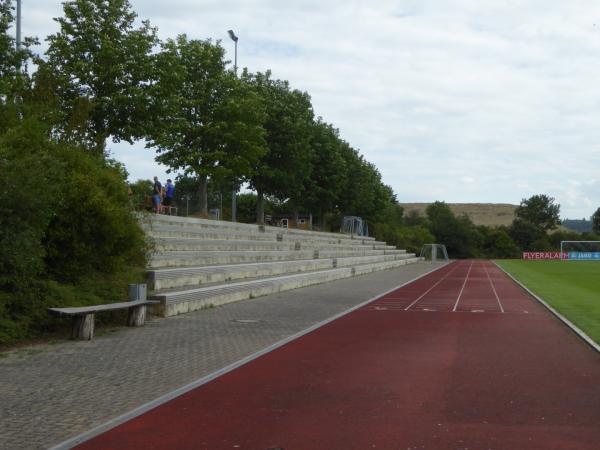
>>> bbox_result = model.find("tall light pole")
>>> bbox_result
[228,29,238,74]
[228,29,239,222]
[16,0,22,50]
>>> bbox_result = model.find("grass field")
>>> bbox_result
[496,260,600,344]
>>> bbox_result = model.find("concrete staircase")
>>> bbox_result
[143,215,421,317]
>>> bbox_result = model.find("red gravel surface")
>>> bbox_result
[78,260,600,450]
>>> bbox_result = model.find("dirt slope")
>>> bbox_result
[400,203,517,227]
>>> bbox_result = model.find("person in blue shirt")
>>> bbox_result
[164,179,175,207]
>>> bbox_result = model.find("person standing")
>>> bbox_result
[153,176,162,213]
[164,179,175,209]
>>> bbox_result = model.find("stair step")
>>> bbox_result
[151,257,421,317]
[151,237,391,252]
[144,214,376,242]
[149,248,407,268]
[147,253,416,290]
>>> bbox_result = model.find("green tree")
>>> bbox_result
[404,209,427,227]
[0,0,38,131]
[45,0,158,153]
[592,207,600,234]
[515,194,561,232]
[0,119,147,343]
[509,218,544,250]
[425,202,481,258]
[129,179,153,210]
[245,71,314,224]
[479,227,520,258]
[148,37,267,216]
[301,119,346,227]
[337,144,394,223]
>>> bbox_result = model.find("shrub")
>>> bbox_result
[0,120,148,344]
[372,223,435,255]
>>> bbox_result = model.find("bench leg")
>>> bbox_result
[72,314,94,340]
[127,305,147,327]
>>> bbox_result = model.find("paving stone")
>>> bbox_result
[0,262,443,450]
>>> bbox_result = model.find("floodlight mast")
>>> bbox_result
[228,29,239,222]
[228,29,238,75]
[16,0,22,50]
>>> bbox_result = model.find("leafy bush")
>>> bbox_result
[0,120,148,344]
[372,223,435,255]
[479,227,521,258]
[129,179,153,210]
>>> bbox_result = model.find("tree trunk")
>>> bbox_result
[256,189,265,224]
[293,208,299,228]
[198,174,208,217]
[319,207,326,230]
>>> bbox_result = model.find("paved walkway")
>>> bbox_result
[0,262,443,450]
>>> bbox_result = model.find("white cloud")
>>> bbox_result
[17,0,600,218]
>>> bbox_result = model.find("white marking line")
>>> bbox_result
[483,263,505,313]
[404,262,461,311]
[452,260,474,312]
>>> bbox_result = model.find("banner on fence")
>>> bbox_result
[567,252,600,260]
[522,251,600,260]
[522,252,566,260]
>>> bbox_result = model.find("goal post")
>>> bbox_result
[560,241,600,261]
[420,244,449,262]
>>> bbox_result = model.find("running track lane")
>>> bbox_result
[77,260,600,450]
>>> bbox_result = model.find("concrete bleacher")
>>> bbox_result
[143,214,421,317]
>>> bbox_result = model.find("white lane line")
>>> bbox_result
[484,263,504,313]
[404,262,461,311]
[452,260,474,312]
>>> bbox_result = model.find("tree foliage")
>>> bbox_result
[0,0,38,131]
[0,120,147,344]
[245,71,314,222]
[592,207,600,234]
[147,37,267,216]
[45,0,158,152]
[300,119,346,226]
[425,202,482,258]
[515,194,561,232]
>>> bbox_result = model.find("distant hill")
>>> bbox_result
[399,203,517,227]
[561,219,592,233]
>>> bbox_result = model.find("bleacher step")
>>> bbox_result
[149,248,407,268]
[147,253,416,290]
[151,257,420,317]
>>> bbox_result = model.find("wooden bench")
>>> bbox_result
[48,300,159,340]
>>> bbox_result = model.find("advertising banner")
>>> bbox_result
[522,252,566,260]
[567,252,600,260]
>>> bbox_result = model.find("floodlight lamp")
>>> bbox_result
[228,30,238,42]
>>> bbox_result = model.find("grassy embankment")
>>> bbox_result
[496,260,600,344]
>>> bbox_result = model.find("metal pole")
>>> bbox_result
[16,0,22,50]
[228,31,239,222]
[234,39,237,75]
[231,186,237,222]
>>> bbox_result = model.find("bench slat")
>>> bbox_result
[48,300,160,316]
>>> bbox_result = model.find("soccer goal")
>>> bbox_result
[560,241,600,260]
[420,244,449,262]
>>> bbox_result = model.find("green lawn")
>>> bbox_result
[495,260,600,344]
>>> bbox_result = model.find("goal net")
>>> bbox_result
[420,244,449,262]
[560,241,600,260]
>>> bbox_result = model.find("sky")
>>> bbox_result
[15,0,600,219]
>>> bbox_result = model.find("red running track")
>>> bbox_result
[77,260,600,450]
